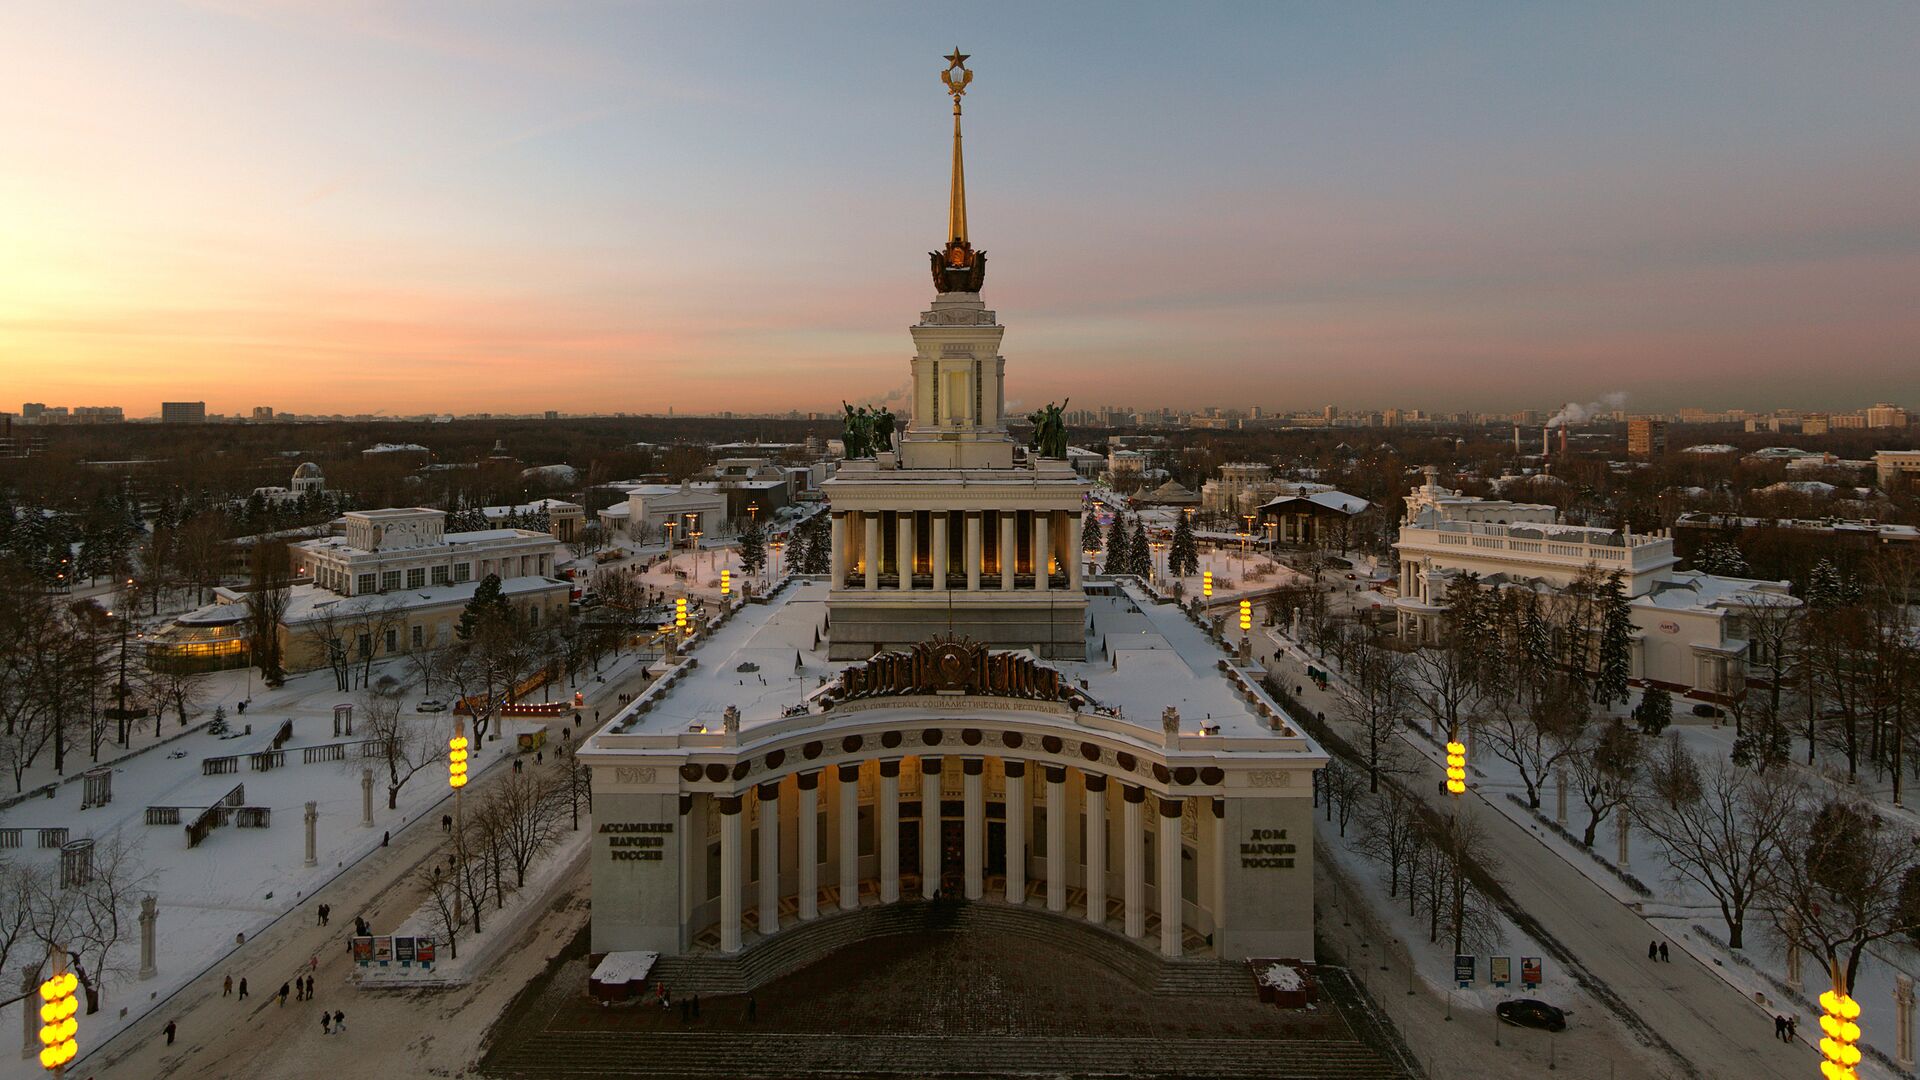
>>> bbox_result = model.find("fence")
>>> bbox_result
[271,719,294,749]
[0,828,69,849]
[203,756,240,775]
[248,749,286,771]
[184,784,248,848]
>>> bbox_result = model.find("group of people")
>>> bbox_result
[1646,940,1669,962]
[650,981,757,1024]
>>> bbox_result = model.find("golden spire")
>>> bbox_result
[941,49,972,245]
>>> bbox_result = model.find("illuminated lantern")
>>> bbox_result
[1445,740,1467,795]
[675,597,688,629]
[1202,571,1213,599]
[37,969,78,1070]
[720,569,731,596]
[1238,599,1252,632]
[1819,988,1863,1080]
[448,732,469,790]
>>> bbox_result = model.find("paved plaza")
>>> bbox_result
[480,920,1411,1078]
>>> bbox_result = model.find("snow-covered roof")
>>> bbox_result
[362,442,429,454]
[1681,444,1738,454]
[280,575,566,626]
[1259,490,1370,515]
[1638,570,1796,613]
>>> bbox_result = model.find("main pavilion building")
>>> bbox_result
[580,54,1326,971]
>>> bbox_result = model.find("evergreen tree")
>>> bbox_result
[1807,558,1858,608]
[1128,521,1152,576]
[1105,513,1131,574]
[1170,513,1200,577]
[1593,570,1633,707]
[738,515,768,575]
[457,574,515,641]
[1081,511,1103,555]
[1694,540,1749,577]
[1632,686,1672,737]
[207,705,228,736]
[795,513,831,575]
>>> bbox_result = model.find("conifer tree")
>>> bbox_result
[1593,570,1634,707]
[738,515,767,575]
[1169,512,1199,578]
[1128,521,1152,576]
[1105,512,1131,574]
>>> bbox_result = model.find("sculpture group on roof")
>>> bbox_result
[841,402,896,460]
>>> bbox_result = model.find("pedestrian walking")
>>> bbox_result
[223,974,232,997]
[382,830,389,846]
[278,982,289,1006]
[1659,942,1669,962]
[442,814,452,832]
[317,905,326,927]
[305,974,314,999]
[165,1020,176,1045]
[746,994,757,1023]
[321,1011,331,1036]
[1787,1016,1797,1041]
[1647,940,1658,960]
[238,978,249,1000]
[333,1010,345,1034]
[295,977,304,1002]
[321,903,330,926]
[1775,1015,1787,1042]
[310,954,318,973]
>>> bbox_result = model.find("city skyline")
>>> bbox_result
[4,3,1919,416]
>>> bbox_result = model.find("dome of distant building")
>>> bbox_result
[293,462,323,479]
[291,461,325,494]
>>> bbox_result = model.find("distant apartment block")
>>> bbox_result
[161,401,207,423]
[1628,419,1668,458]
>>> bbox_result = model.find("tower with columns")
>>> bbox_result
[821,50,1088,660]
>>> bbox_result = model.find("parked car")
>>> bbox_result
[417,699,448,713]
[1691,703,1720,718]
[1496,999,1568,1032]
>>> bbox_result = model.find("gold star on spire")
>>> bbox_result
[945,49,969,67]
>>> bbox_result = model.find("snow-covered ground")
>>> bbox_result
[0,660,557,1080]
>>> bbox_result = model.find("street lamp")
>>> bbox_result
[1149,540,1166,585]
[1202,570,1213,600]
[448,721,469,928]
[689,530,704,576]
[1820,977,1863,1080]
[769,538,784,585]
[1445,738,1467,796]
[37,952,78,1074]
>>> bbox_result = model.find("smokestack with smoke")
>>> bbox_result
[1546,391,1630,429]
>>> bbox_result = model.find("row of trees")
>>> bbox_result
[0,836,150,1016]
[415,758,584,958]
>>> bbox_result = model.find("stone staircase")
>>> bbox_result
[486,1031,1404,1079]
[649,897,1254,998]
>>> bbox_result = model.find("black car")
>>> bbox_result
[1497,999,1568,1032]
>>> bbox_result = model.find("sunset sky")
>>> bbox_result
[2,2,1917,418]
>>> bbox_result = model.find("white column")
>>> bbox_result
[679,795,693,943]
[932,512,949,591]
[757,782,780,937]
[1209,798,1227,939]
[880,762,901,903]
[1000,512,1016,590]
[303,801,318,868]
[1085,776,1108,927]
[838,763,860,911]
[963,759,984,900]
[921,758,941,898]
[1123,787,1145,939]
[830,513,845,586]
[1035,511,1052,592]
[1158,797,1183,958]
[897,511,915,591]
[1046,767,1067,912]
[1003,761,1027,903]
[965,512,982,592]
[1068,512,1084,591]
[797,775,819,920]
[720,797,743,953]
[863,513,880,591]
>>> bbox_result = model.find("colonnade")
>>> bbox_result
[698,754,1219,960]
[830,509,1082,592]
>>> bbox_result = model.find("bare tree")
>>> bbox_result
[1767,800,1920,993]
[1354,785,1423,898]
[489,768,569,887]
[300,604,353,693]
[1636,754,1802,949]
[1320,759,1366,837]
[416,860,463,960]
[1642,730,1703,810]
[1570,718,1641,848]
[361,680,443,810]
[1435,812,1504,957]
[1332,629,1412,793]
[245,539,293,688]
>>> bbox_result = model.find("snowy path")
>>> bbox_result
[1258,634,1813,1080]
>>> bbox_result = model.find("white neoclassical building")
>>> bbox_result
[581,57,1325,975]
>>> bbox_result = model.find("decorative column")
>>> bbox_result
[679,795,694,939]
[830,513,846,585]
[879,761,901,903]
[863,513,880,590]
[965,512,982,592]
[932,512,949,591]
[1000,513,1016,590]
[797,773,819,920]
[1210,798,1227,938]
[921,757,942,898]
[1003,761,1027,903]
[719,796,743,953]
[897,512,915,590]
[1046,766,1067,912]
[1555,766,1568,824]
[1084,775,1108,927]
[1159,797,1183,958]
[1898,974,1915,1068]
[758,781,781,936]
[1123,786,1146,939]
[303,801,318,868]
[1616,805,1630,866]
[361,767,375,827]
[838,763,861,911]
[1034,511,1052,592]
[1067,512,1083,590]
[962,759,985,900]
[137,895,157,980]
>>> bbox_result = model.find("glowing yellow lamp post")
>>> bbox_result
[1820,983,1863,1080]
[448,728,469,790]
[1203,570,1213,600]
[38,962,78,1073]
[675,597,688,633]
[448,720,469,927]
[721,569,731,597]
[1239,598,1252,633]
[1445,739,1467,796]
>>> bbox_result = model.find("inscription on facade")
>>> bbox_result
[1240,827,1296,869]
[602,821,673,862]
